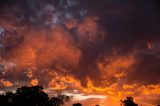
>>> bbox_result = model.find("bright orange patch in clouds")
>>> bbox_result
[30,79,38,86]
[0,79,13,87]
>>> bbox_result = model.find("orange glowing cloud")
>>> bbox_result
[77,16,105,43]
[123,84,137,89]
[97,52,135,81]
[30,79,39,86]
[139,84,160,95]
[0,79,13,87]
[11,47,36,68]
[5,26,81,71]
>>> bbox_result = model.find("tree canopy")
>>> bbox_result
[72,103,82,106]
[121,96,138,106]
[0,85,69,106]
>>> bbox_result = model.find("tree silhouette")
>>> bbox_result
[5,92,14,105]
[49,94,69,106]
[72,103,82,106]
[121,96,138,106]
[0,85,70,106]
[0,94,8,106]
[13,85,49,106]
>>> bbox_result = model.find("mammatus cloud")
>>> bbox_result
[0,0,160,106]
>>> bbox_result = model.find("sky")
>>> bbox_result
[0,0,160,106]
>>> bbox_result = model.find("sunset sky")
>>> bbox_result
[0,0,160,106]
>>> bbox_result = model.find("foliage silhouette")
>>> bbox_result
[72,103,82,106]
[121,96,138,106]
[0,86,140,106]
[0,85,69,106]
[48,94,69,106]
[0,94,8,106]
[13,85,49,106]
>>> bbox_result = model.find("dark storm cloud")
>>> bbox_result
[73,0,160,87]
[125,50,160,85]
[0,0,88,27]
[0,0,160,93]
[84,0,160,46]
[0,0,160,44]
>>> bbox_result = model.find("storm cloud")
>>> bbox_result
[0,0,160,106]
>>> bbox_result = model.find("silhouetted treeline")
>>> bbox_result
[0,85,141,106]
[0,85,69,106]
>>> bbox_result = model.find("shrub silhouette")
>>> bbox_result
[72,103,82,106]
[121,96,138,106]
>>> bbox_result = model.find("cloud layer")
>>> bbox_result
[0,0,160,106]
